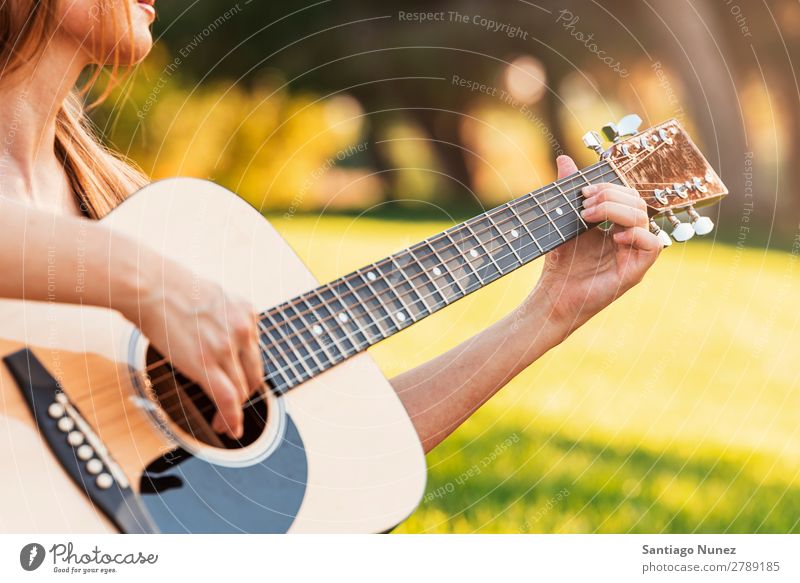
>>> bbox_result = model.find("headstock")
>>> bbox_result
[583,115,728,246]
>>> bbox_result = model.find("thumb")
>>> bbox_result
[555,155,579,180]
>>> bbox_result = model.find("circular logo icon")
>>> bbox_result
[20,543,46,571]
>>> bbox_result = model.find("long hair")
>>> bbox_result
[0,0,148,219]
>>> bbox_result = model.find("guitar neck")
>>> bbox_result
[259,159,624,393]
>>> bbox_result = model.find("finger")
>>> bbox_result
[239,336,265,398]
[582,184,646,211]
[580,200,648,228]
[205,367,244,439]
[231,310,263,397]
[612,226,662,252]
[221,352,250,404]
[556,155,579,180]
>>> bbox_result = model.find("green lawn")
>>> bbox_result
[273,215,800,533]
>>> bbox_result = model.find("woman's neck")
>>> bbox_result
[0,36,88,215]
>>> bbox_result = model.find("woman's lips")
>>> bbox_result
[137,1,156,20]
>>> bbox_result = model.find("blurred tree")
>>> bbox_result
[97,0,798,239]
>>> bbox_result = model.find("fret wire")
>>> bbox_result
[294,297,340,364]
[328,281,371,351]
[256,321,295,390]
[391,252,434,316]
[376,257,416,324]
[422,239,466,299]
[355,266,400,337]
[558,175,589,231]
[410,242,453,307]
[508,202,544,254]
[316,285,364,354]
[270,304,326,375]
[259,315,312,384]
[463,220,505,279]
[341,275,384,345]
[304,293,354,360]
[444,229,484,289]
[259,163,622,386]
[486,210,524,268]
[530,191,566,244]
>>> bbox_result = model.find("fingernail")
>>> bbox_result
[582,196,598,208]
[582,185,599,196]
[581,207,595,219]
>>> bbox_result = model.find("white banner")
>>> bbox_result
[1,534,797,582]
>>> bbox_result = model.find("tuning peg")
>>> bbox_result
[665,210,694,242]
[672,183,689,199]
[649,219,672,247]
[686,206,714,235]
[582,131,604,156]
[601,122,619,142]
[616,114,643,138]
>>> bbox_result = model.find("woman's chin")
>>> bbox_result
[107,33,153,67]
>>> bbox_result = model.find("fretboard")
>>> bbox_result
[259,160,624,393]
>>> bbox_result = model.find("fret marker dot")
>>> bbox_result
[396,312,407,322]
[511,229,519,238]
[555,207,564,216]
[469,249,479,258]
[367,271,376,281]
[432,267,442,276]
[337,313,349,323]
[312,324,323,335]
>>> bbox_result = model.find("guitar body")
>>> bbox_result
[0,178,426,533]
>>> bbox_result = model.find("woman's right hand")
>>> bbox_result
[124,260,264,440]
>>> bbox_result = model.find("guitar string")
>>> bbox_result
[84,162,677,428]
[147,163,614,379]
[255,169,680,341]
[79,168,698,435]
[140,162,614,381]
[143,160,683,379]
[83,205,596,445]
[86,168,627,437]
[77,169,614,436]
[108,142,675,380]
[77,167,696,437]
[257,162,607,331]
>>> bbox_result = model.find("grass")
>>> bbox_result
[272,215,800,533]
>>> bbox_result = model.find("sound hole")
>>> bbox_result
[145,347,268,449]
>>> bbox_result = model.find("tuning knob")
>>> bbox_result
[686,206,714,235]
[601,122,619,142]
[665,210,694,242]
[582,131,603,156]
[649,220,672,247]
[616,114,643,137]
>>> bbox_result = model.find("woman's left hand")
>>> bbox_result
[529,155,662,334]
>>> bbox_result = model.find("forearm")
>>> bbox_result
[0,198,153,323]
[390,287,570,452]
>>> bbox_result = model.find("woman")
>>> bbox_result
[0,1,660,451]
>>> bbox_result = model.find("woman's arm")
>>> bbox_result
[0,197,262,439]
[391,156,662,452]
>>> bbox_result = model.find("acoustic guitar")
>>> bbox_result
[0,115,727,533]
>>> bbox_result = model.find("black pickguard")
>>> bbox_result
[138,415,307,533]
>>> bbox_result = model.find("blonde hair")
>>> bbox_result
[0,0,148,219]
